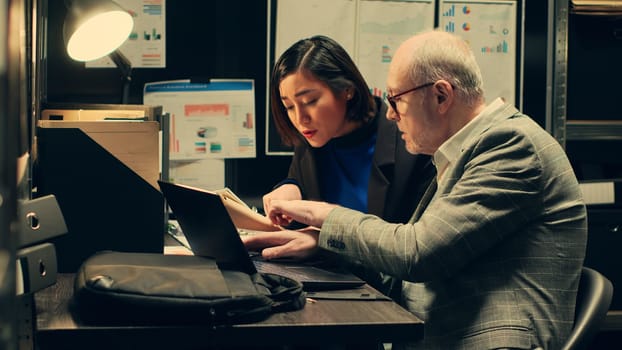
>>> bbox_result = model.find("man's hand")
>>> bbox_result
[267,200,338,228]
[241,228,320,260]
[262,184,302,225]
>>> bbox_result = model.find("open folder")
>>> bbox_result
[212,187,282,232]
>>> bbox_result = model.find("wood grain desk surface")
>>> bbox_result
[35,273,423,349]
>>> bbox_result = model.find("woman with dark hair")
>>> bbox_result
[266,35,433,222]
[262,35,434,297]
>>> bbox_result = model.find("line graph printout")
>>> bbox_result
[357,0,435,99]
[274,0,356,60]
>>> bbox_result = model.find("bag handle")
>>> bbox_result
[260,273,307,312]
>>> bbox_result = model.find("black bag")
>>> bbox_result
[72,251,306,326]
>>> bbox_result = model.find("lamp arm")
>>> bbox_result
[108,49,132,77]
[108,50,132,104]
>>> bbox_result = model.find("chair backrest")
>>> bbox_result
[561,267,614,350]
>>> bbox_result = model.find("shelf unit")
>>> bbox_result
[549,0,622,146]
[551,1,622,339]
[566,120,622,141]
[548,0,569,146]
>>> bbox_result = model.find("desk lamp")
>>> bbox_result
[63,0,134,103]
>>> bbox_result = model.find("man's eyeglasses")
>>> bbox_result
[386,82,435,114]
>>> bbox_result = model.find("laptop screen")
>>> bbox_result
[158,180,257,275]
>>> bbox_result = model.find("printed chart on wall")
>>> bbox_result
[86,0,166,68]
[274,0,355,59]
[143,80,257,160]
[268,0,355,155]
[439,0,519,106]
[357,1,435,100]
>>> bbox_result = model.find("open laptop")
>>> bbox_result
[158,180,365,290]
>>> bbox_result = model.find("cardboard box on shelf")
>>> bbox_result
[40,103,162,122]
[36,120,160,189]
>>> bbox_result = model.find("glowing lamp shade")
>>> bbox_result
[64,0,134,62]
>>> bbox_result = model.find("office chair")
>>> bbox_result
[561,267,614,350]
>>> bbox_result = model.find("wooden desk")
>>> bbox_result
[35,274,423,349]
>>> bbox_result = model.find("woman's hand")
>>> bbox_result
[267,200,337,228]
[262,184,302,225]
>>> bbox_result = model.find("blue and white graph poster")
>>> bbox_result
[144,79,256,160]
[439,1,518,106]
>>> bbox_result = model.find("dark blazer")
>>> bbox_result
[285,97,435,224]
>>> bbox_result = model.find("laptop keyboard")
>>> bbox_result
[253,260,319,281]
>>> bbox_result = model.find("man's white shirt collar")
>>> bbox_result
[433,98,506,183]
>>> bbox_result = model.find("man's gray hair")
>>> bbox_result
[406,31,484,106]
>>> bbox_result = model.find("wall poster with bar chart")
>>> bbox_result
[143,79,257,160]
[438,0,520,107]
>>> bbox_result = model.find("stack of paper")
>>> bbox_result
[571,0,622,15]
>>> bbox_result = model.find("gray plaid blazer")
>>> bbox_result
[320,103,587,349]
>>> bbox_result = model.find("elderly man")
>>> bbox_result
[245,30,587,350]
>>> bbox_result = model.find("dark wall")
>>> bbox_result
[521,0,548,128]
[567,15,622,121]
[43,0,552,199]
